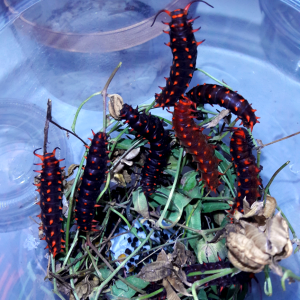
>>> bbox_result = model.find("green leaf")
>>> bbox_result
[151,186,192,224]
[215,150,236,187]
[115,138,147,150]
[196,234,227,263]
[99,268,112,280]
[184,200,202,253]
[73,252,83,272]
[165,155,179,178]
[179,171,198,192]
[219,143,231,155]
[112,275,149,298]
[202,201,230,213]
[132,189,150,219]
[171,146,181,159]
[198,289,208,300]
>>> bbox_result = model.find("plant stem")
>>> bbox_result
[155,148,184,229]
[281,267,300,291]
[71,91,102,133]
[263,161,290,207]
[102,62,122,133]
[136,288,164,300]
[110,207,143,243]
[62,230,79,269]
[51,254,67,300]
[196,69,233,90]
[44,99,51,155]
[183,200,201,238]
[93,229,154,299]
[191,268,238,300]
[255,131,300,150]
[264,266,272,296]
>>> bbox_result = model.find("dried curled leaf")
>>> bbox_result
[66,164,79,179]
[203,109,230,128]
[108,94,124,120]
[137,261,173,282]
[226,211,293,273]
[113,147,140,173]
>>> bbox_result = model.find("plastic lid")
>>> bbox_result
[0,100,71,231]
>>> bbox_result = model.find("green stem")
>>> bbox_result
[135,288,164,300]
[93,229,154,299]
[155,148,184,229]
[219,165,236,198]
[71,91,102,133]
[51,254,67,300]
[183,200,201,238]
[145,100,156,113]
[62,230,79,269]
[201,196,234,201]
[264,266,272,296]
[102,62,122,133]
[110,207,143,243]
[188,268,234,277]
[281,268,300,291]
[85,245,104,281]
[69,267,80,300]
[196,69,233,90]
[191,268,238,300]
[263,161,290,207]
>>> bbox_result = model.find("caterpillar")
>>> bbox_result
[34,148,65,257]
[75,131,109,232]
[186,84,260,131]
[229,127,262,212]
[152,1,211,108]
[146,261,254,300]
[120,104,170,196]
[172,97,222,192]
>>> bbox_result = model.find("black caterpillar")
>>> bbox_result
[34,148,65,257]
[75,131,109,232]
[120,104,170,196]
[146,261,254,300]
[186,84,259,131]
[229,127,262,212]
[152,1,211,108]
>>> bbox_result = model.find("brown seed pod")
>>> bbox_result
[108,94,124,120]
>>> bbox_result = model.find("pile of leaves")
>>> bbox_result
[35,65,300,300]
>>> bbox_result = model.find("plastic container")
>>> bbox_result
[260,0,300,79]
[0,0,300,299]
[4,0,194,110]
[0,100,71,232]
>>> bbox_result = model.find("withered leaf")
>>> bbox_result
[172,242,187,266]
[266,212,291,256]
[137,261,173,282]
[66,164,79,179]
[168,272,192,296]
[162,278,181,300]
[157,249,169,262]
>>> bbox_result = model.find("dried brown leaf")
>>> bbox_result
[172,242,187,266]
[66,164,79,179]
[162,278,181,300]
[168,273,192,296]
[137,261,173,282]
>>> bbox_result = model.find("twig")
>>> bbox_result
[49,119,87,145]
[281,267,300,291]
[254,131,300,150]
[263,161,290,207]
[44,99,52,155]
[102,62,122,132]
